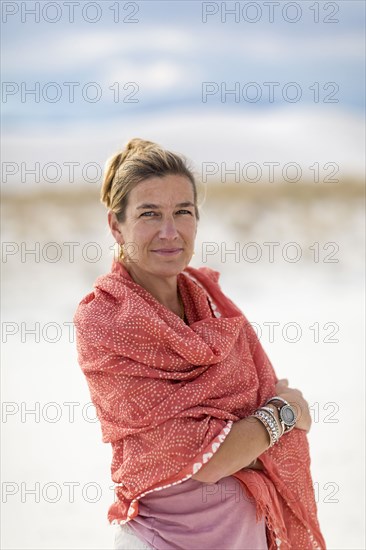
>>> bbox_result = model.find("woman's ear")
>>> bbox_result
[108,211,124,244]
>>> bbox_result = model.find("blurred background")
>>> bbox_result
[1,1,365,548]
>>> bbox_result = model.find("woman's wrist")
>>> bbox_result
[265,404,282,428]
[249,402,284,448]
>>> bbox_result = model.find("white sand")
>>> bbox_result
[1,188,364,549]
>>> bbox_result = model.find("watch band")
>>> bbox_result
[265,396,297,433]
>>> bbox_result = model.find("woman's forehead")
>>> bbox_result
[130,175,194,204]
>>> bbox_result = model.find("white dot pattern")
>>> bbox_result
[73,260,325,549]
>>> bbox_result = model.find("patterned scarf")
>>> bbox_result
[73,260,325,549]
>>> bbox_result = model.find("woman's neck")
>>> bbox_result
[124,263,182,317]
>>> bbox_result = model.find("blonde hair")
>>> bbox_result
[100,138,200,222]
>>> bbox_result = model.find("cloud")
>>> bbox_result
[2,27,198,74]
[100,59,196,94]
[201,29,365,62]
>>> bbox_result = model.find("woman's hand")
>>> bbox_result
[274,379,312,433]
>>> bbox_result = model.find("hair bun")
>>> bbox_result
[124,138,156,157]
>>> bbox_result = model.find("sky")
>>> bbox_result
[1,0,365,184]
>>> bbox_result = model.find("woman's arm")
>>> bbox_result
[191,413,274,483]
[192,379,311,483]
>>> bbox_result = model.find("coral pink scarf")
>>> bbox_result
[73,260,325,549]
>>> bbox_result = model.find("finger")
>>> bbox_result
[276,378,289,387]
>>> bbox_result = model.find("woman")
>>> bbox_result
[73,139,325,550]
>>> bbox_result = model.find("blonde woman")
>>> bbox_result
[73,139,325,550]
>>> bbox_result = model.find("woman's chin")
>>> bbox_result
[150,259,188,278]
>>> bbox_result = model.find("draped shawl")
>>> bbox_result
[73,260,325,549]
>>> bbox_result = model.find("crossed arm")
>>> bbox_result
[191,379,311,483]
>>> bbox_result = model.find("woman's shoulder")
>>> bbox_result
[183,265,221,285]
[197,266,221,284]
[73,273,118,330]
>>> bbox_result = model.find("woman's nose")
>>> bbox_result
[158,218,179,239]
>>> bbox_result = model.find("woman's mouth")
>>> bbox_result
[151,248,183,256]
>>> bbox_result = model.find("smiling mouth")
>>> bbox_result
[151,248,183,255]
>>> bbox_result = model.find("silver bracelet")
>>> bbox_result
[253,410,278,447]
[259,408,282,441]
[260,406,285,436]
[252,408,281,447]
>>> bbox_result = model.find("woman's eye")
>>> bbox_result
[140,211,157,217]
[140,210,192,217]
[176,209,192,215]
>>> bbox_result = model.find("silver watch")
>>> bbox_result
[265,396,297,434]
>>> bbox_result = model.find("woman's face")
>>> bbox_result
[110,174,197,281]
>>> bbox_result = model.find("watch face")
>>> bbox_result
[280,405,297,426]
